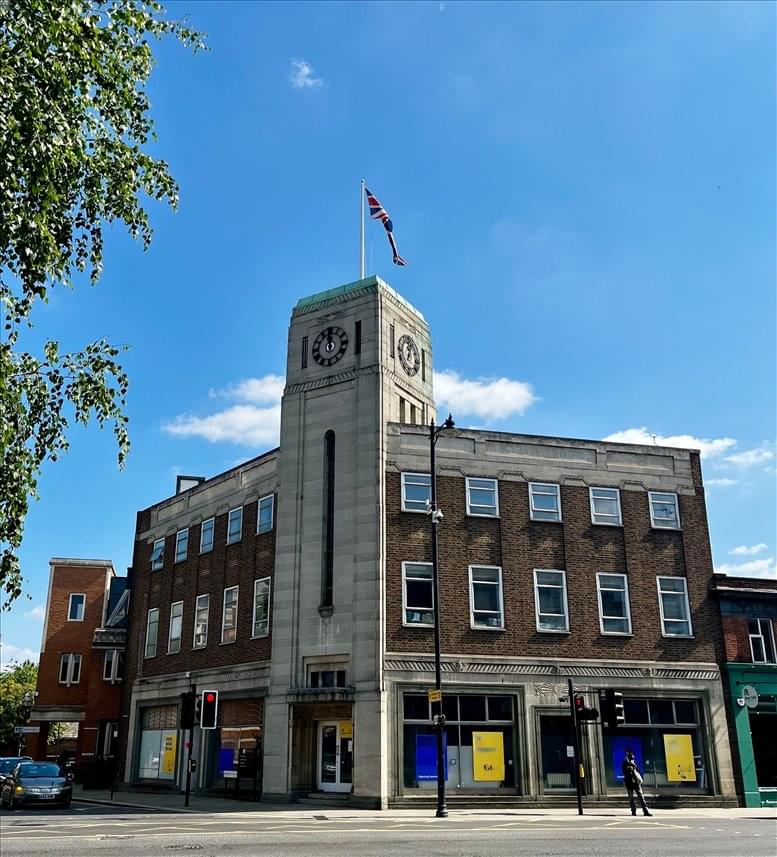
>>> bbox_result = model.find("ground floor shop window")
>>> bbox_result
[206,698,263,789]
[538,714,575,791]
[402,692,516,791]
[602,697,710,793]
[137,704,178,781]
[750,709,777,789]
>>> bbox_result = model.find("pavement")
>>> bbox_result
[69,784,777,820]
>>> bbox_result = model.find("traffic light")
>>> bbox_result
[574,693,599,722]
[200,690,219,729]
[601,689,625,729]
[180,691,196,730]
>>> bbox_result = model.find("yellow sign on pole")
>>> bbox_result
[472,731,505,782]
[160,733,177,776]
[664,734,696,782]
[428,689,442,704]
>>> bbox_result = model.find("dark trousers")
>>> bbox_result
[626,782,650,814]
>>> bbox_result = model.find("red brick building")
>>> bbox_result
[30,558,127,779]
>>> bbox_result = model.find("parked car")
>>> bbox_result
[0,761,72,809]
[0,757,32,788]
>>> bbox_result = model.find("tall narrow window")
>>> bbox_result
[421,349,426,382]
[399,397,406,423]
[59,653,82,685]
[749,619,777,664]
[151,538,165,570]
[596,573,632,635]
[301,336,308,369]
[193,594,210,649]
[590,487,622,526]
[657,576,692,637]
[200,518,214,554]
[175,528,189,563]
[227,507,243,544]
[321,430,336,609]
[402,562,434,626]
[390,324,395,357]
[257,495,274,534]
[252,577,271,638]
[68,593,86,621]
[168,601,183,654]
[145,608,159,658]
[221,586,239,643]
[410,403,417,424]
[469,566,504,629]
[533,569,569,632]
[354,320,361,355]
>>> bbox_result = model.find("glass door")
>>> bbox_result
[317,721,353,793]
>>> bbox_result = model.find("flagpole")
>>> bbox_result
[359,178,366,279]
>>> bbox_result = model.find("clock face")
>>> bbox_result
[312,326,348,367]
[397,334,421,376]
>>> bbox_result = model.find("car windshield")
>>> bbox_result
[18,763,61,778]
[0,760,21,773]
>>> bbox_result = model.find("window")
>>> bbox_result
[221,586,239,643]
[657,576,693,637]
[175,528,189,563]
[145,608,159,658]
[590,487,622,526]
[529,482,562,522]
[354,320,362,355]
[68,593,85,621]
[321,431,335,609]
[402,562,434,626]
[252,577,271,638]
[58,653,82,685]
[401,472,431,512]
[227,507,243,544]
[466,478,499,517]
[193,594,210,649]
[649,492,681,530]
[309,669,348,688]
[533,569,569,632]
[200,517,214,554]
[749,618,777,664]
[103,649,124,682]
[469,566,504,629]
[257,495,274,534]
[168,601,183,654]
[301,336,308,369]
[151,538,165,570]
[596,573,632,635]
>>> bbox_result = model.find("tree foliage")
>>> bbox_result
[0,1,204,607]
[0,659,37,750]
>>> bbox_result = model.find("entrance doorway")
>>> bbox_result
[317,721,353,793]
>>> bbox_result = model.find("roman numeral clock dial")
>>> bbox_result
[312,326,348,367]
[397,334,420,376]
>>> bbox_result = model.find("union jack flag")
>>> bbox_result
[365,187,407,266]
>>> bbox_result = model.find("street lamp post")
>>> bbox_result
[429,413,455,819]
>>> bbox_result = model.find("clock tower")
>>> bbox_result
[262,275,434,805]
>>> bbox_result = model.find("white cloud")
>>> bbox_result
[0,642,39,671]
[715,557,777,580]
[24,604,45,622]
[730,543,768,556]
[724,444,775,468]
[602,427,736,458]
[288,59,325,89]
[434,370,537,421]
[706,478,738,487]
[210,375,285,405]
[163,405,281,447]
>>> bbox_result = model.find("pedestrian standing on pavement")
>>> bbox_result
[622,749,652,817]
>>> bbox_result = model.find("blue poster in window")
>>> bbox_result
[612,736,644,781]
[218,747,235,775]
[416,734,447,782]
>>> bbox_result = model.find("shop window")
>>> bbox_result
[533,569,569,632]
[175,528,188,563]
[469,566,504,629]
[539,714,575,791]
[68,593,85,621]
[459,696,486,722]
[657,576,693,637]
[596,573,632,635]
[227,507,243,544]
[529,482,561,522]
[749,618,777,664]
[649,491,681,530]
[649,699,674,725]
[200,518,214,554]
[673,701,698,724]
[257,495,274,534]
[466,478,499,517]
[487,697,513,721]
[403,694,429,721]
[624,699,649,724]
[590,487,622,526]
[402,562,434,626]
[151,538,164,570]
[401,472,431,512]
[138,704,178,782]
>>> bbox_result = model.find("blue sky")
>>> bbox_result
[2,0,775,666]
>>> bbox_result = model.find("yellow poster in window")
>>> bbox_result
[472,731,505,782]
[663,734,696,782]
[160,733,178,776]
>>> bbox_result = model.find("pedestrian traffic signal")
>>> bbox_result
[180,691,196,730]
[200,690,219,729]
[574,693,599,722]
[600,689,625,729]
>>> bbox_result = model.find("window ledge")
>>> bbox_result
[661,633,694,640]
[466,513,500,519]
[250,634,269,640]
[401,508,428,514]
[591,522,623,528]
[600,632,634,637]
[529,517,563,524]
[219,640,237,646]
[402,622,435,629]
[535,629,571,635]
[651,525,682,531]
[470,624,505,632]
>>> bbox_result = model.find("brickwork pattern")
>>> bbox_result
[385,456,722,663]
[125,496,276,685]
